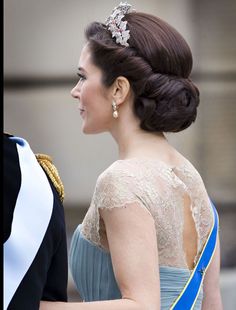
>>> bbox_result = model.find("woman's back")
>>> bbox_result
[70,156,213,308]
[81,157,213,270]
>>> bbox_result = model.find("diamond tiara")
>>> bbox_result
[105,2,134,47]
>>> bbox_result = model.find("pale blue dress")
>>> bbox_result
[69,224,203,309]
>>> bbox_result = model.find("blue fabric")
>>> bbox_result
[69,225,203,309]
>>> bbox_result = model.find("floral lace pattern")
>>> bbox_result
[81,158,213,269]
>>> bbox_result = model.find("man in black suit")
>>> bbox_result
[3,133,68,310]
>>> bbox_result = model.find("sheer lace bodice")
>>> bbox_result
[81,158,213,269]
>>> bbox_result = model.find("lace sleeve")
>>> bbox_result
[94,166,146,210]
[81,162,152,249]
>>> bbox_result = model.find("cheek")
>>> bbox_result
[82,84,110,109]
[80,84,91,104]
[80,83,101,106]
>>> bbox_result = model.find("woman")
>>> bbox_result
[41,2,223,309]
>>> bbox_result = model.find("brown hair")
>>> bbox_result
[85,12,199,132]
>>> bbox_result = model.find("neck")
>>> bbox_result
[110,118,169,160]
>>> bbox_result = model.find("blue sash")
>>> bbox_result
[3,137,53,310]
[170,201,219,309]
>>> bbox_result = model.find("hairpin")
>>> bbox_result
[105,2,134,47]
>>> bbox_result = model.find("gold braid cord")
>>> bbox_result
[35,153,65,202]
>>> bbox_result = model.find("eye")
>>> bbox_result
[77,73,86,83]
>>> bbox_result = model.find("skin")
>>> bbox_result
[40,43,223,310]
[71,44,114,135]
[202,237,223,309]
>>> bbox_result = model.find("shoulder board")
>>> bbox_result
[35,153,65,202]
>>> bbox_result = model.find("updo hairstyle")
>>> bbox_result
[85,12,199,132]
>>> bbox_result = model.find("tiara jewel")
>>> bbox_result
[105,2,133,47]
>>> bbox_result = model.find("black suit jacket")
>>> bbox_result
[3,134,68,310]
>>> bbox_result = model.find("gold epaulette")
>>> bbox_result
[35,153,65,202]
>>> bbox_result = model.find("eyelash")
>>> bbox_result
[77,73,86,82]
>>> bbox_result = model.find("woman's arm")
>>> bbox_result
[201,235,223,310]
[40,203,160,310]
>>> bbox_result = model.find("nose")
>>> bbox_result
[71,82,81,99]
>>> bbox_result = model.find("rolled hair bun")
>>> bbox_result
[135,73,199,132]
[85,12,200,133]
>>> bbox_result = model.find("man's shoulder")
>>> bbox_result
[36,154,65,203]
[4,133,65,202]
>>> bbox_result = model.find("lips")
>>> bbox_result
[79,108,85,117]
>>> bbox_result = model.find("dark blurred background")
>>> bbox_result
[4,0,236,308]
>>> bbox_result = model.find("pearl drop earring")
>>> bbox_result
[112,101,119,118]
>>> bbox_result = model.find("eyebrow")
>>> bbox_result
[78,67,87,73]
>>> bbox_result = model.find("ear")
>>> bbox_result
[111,76,131,106]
